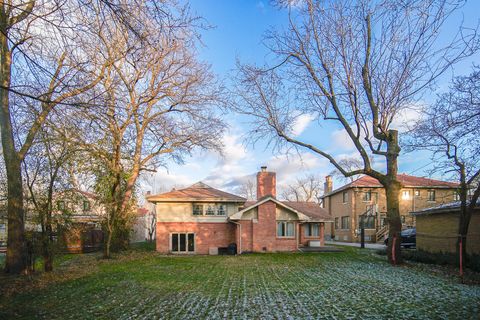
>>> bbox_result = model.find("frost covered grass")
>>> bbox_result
[0,246,479,319]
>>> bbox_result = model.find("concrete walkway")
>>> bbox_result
[325,240,386,250]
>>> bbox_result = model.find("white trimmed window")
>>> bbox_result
[193,204,203,215]
[401,190,410,200]
[277,221,295,237]
[454,192,460,201]
[217,204,226,216]
[342,191,348,204]
[205,204,216,215]
[305,223,320,237]
[341,216,350,229]
[363,191,372,202]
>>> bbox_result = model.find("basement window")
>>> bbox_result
[277,221,295,237]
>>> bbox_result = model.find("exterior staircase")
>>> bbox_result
[376,225,388,243]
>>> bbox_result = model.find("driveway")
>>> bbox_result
[325,240,386,250]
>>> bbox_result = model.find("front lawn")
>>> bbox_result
[0,246,479,319]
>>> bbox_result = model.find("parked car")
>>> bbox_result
[384,228,416,248]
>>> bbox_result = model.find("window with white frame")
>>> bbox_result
[341,216,350,229]
[217,204,226,216]
[363,191,372,202]
[342,191,348,204]
[193,204,203,215]
[305,223,320,237]
[193,203,227,216]
[453,192,460,201]
[277,221,295,237]
[414,190,420,197]
[401,190,410,200]
[205,204,215,215]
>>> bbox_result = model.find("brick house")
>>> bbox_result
[321,174,459,243]
[148,167,332,254]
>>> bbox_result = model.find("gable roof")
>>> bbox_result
[146,182,246,203]
[323,174,458,198]
[230,197,332,222]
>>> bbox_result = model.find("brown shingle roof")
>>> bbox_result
[239,199,332,222]
[146,182,246,202]
[323,174,458,197]
[281,201,332,221]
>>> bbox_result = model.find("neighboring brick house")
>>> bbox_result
[321,174,459,243]
[148,167,333,254]
[412,201,480,256]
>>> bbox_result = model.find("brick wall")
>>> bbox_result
[256,171,276,198]
[326,187,458,243]
[299,223,325,247]
[416,210,480,256]
[156,222,236,254]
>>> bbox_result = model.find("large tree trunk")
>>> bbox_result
[456,166,470,273]
[384,129,402,265]
[0,30,27,274]
[103,225,112,259]
[385,181,403,265]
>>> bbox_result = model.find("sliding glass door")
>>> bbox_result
[171,233,195,253]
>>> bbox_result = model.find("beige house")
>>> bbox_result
[148,167,333,255]
[321,174,459,243]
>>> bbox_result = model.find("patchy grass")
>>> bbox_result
[0,246,479,319]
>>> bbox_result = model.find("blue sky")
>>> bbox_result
[143,0,480,196]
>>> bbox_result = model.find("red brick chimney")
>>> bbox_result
[256,166,276,199]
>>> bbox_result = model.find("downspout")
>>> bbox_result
[229,219,242,254]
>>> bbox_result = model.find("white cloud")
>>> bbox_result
[291,114,314,136]
[390,106,423,133]
[330,128,356,151]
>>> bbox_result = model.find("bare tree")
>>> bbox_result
[329,157,364,184]
[408,67,480,276]
[237,179,256,201]
[280,174,323,203]
[233,0,477,264]
[0,1,119,274]
[64,2,225,258]
[23,124,76,272]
